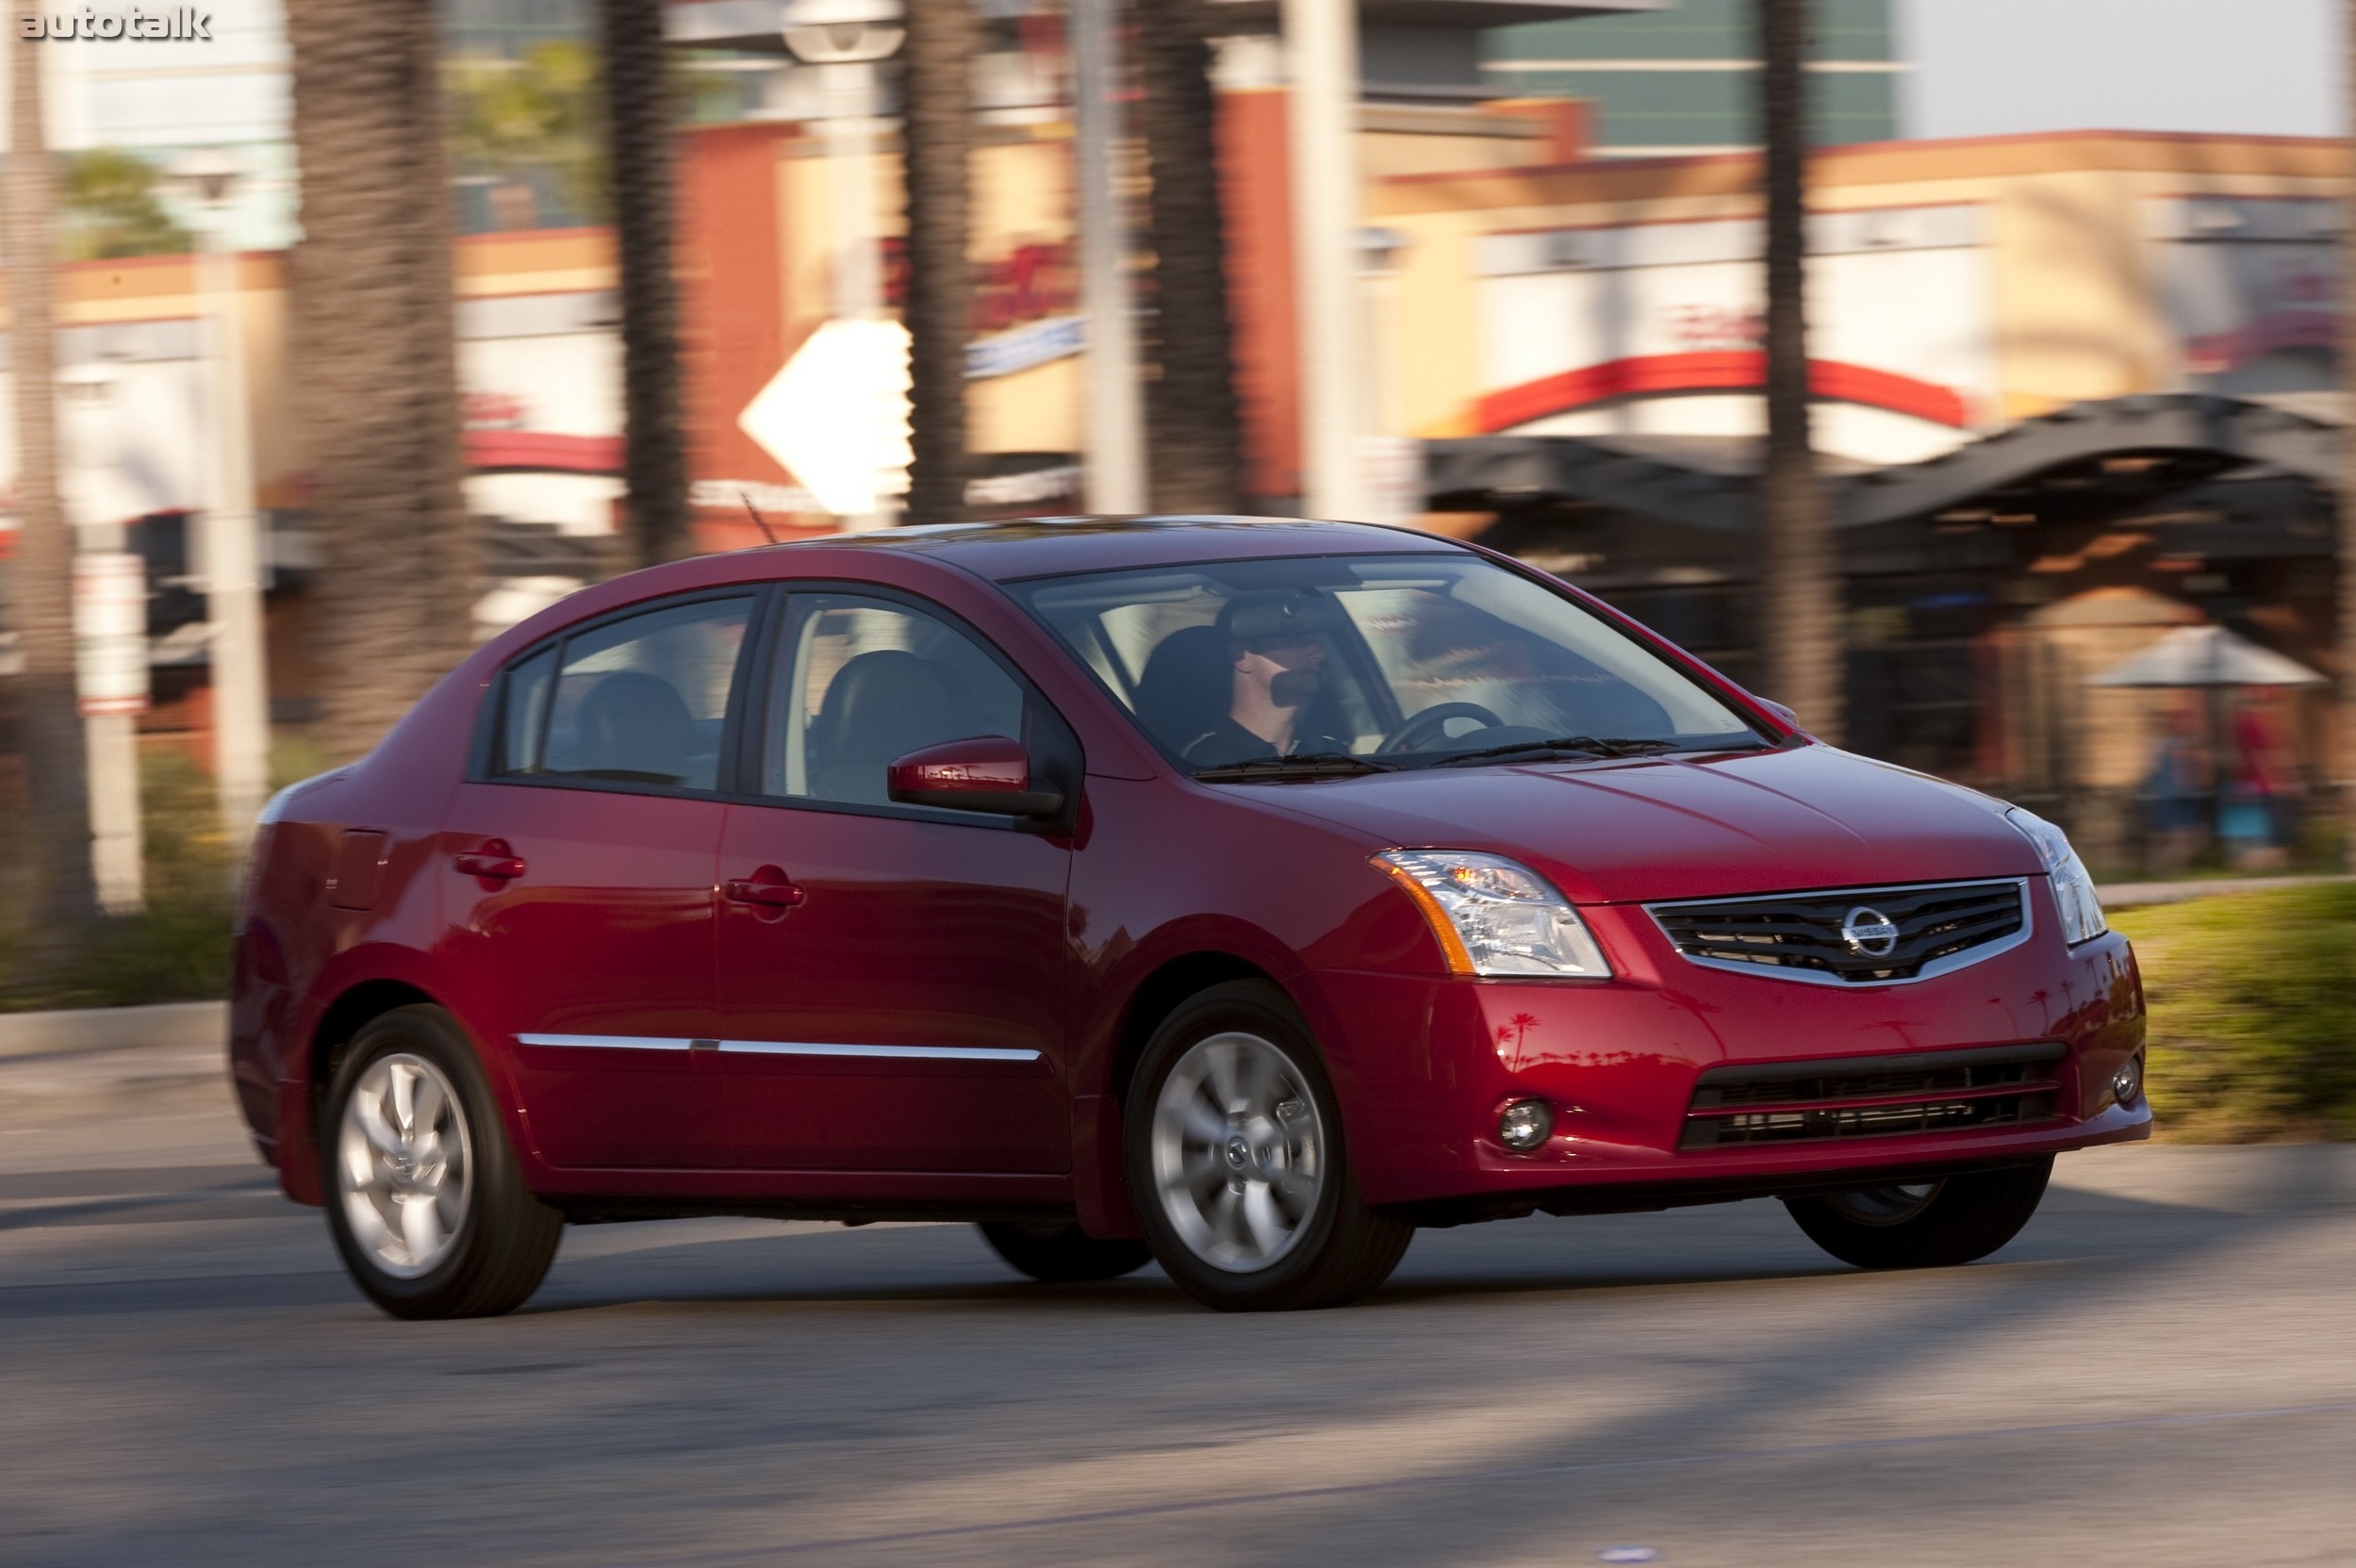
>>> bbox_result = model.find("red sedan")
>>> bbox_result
[229,517,2148,1318]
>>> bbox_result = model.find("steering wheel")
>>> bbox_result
[1379,701,1507,755]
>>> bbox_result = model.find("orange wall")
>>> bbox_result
[1219,90,1300,503]
[679,121,802,522]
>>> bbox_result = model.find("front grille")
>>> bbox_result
[1649,879,2026,985]
[1679,1043,2066,1150]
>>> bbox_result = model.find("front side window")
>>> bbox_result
[498,595,754,791]
[1013,553,1765,772]
[763,595,1030,806]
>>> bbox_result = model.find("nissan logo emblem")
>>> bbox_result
[1840,905,1900,958]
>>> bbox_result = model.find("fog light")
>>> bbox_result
[2111,1055,2143,1107]
[1498,1098,1554,1151]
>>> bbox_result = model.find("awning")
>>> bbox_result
[2087,624,2328,689]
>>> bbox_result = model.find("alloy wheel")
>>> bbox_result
[337,1051,473,1279]
[1149,1031,1326,1271]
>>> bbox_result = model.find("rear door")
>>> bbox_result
[442,590,761,1170]
[714,589,1078,1173]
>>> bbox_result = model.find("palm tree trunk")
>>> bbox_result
[287,0,475,761]
[599,0,688,569]
[7,8,98,952]
[1136,0,1244,515]
[1755,0,1839,739]
[2341,0,2356,868]
[899,0,977,526]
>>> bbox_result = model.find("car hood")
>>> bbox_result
[1235,744,2039,904]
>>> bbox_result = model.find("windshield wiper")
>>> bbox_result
[1192,751,1400,783]
[1429,735,1683,768]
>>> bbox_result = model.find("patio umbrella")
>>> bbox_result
[2087,624,2327,688]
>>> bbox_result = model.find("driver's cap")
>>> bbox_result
[1220,591,1338,649]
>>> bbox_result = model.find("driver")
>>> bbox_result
[1180,591,1354,766]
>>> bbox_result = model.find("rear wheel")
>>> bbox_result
[1784,1158,2052,1270]
[978,1221,1153,1283]
[1125,982,1411,1312]
[321,1004,563,1319]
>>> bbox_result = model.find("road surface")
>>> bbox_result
[3,1042,2352,1566]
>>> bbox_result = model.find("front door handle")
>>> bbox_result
[453,840,527,882]
[723,866,806,912]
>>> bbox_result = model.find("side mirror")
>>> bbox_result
[887,735,1065,817]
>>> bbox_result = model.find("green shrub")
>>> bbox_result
[2112,883,2356,1141]
[0,750,235,1012]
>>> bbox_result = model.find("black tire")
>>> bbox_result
[321,1004,564,1319]
[1123,981,1412,1312]
[1784,1158,2053,1270]
[979,1221,1154,1283]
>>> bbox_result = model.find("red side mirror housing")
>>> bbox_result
[887,735,1065,817]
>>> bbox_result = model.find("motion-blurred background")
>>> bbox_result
[2,1,2351,1133]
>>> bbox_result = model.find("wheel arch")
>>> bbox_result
[275,974,456,1206]
[309,978,442,1103]
[1107,950,1282,1107]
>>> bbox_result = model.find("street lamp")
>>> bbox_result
[167,149,272,854]
[59,356,147,915]
[1285,0,1366,520]
[779,0,906,530]
[780,0,904,324]
[1067,0,1147,514]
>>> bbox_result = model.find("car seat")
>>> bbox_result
[809,650,960,802]
[573,670,700,784]
[1132,624,1231,753]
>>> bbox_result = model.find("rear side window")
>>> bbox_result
[495,646,557,777]
[497,596,753,792]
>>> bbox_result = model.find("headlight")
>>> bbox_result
[1373,850,1611,979]
[2006,808,2106,945]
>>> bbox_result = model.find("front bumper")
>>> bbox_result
[1304,897,2149,1212]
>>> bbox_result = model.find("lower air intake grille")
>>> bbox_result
[1649,880,2027,985]
[1679,1042,2066,1151]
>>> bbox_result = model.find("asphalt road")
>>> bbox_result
[4,1045,2353,1568]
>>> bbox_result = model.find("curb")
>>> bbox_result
[0,1000,226,1061]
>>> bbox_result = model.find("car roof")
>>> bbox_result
[750,514,1470,582]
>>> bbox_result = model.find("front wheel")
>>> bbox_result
[1125,982,1411,1312]
[1784,1158,2052,1270]
[321,1004,563,1319]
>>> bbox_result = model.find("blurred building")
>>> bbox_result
[663,0,1630,537]
[1392,131,2344,862]
[1,0,2344,871]
[1484,0,1902,155]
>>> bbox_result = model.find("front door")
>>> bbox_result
[715,591,1074,1173]
[443,591,757,1170]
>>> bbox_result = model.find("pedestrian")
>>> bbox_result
[2220,695,2296,870]
[2140,701,2205,876]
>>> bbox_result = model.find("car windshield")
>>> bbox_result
[1012,553,1769,775]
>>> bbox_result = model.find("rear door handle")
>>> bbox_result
[723,867,805,911]
[453,840,527,882]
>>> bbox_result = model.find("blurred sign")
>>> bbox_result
[74,552,150,717]
[1474,207,1995,461]
[737,319,913,520]
[2152,197,2342,388]
[967,315,1084,380]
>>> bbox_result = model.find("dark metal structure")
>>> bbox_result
[1427,394,2344,849]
